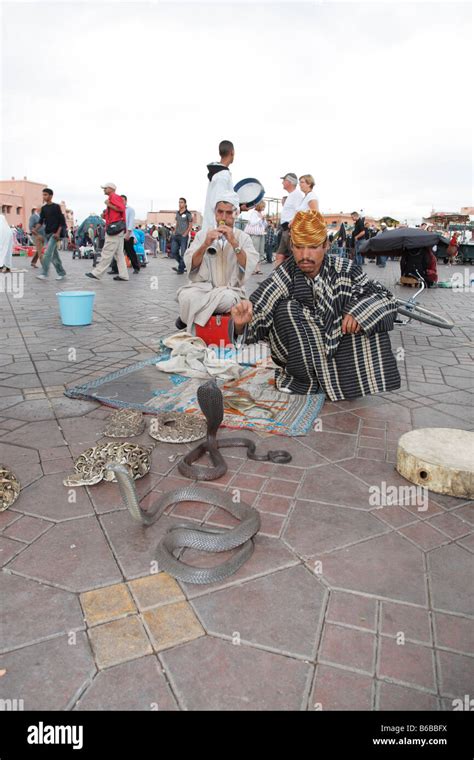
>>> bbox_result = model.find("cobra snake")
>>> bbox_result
[108,463,260,584]
[178,380,292,480]
[106,380,291,583]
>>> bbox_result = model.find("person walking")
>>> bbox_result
[244,201,267,275]
[108,195,140,275]
[86,183,128,282]
[35,188,67,281]
[29,207,44,268]
[171,198,193,275]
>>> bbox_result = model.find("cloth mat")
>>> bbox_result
[65,354,325,436]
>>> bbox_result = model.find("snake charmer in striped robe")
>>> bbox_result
[244,254,401,400]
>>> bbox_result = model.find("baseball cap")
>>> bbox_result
[101,182,117,190]
[280,173,298,183]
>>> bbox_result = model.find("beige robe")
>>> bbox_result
[177,227,259,328]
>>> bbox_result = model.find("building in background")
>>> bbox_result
[146,209,202,227]
[324,212,378,228]
[0,177,74,229]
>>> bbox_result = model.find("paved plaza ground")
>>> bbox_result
[0,254,473,711]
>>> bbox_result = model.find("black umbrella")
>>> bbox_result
[360,227,449,254]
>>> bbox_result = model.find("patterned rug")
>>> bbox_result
[65,354,325,436]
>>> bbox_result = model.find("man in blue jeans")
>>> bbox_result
[351,211,367,266]
[35,188,67,281]
[171,197,193,274]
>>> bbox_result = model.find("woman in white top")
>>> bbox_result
[244,200,267,275]
[297,174,319,213]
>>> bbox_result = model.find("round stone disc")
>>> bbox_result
[396,428,474,498]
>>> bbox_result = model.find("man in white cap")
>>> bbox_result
[176,191,258,331]
[274,173,303,267]
[86,183,129,282]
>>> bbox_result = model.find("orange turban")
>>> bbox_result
[290,210,327,247]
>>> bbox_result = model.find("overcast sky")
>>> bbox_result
[2,1,472,224]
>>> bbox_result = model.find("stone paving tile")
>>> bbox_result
[143,601,204,652]
[3,399,56,421]
[319,623,376,674]
[433,613,474,655]
[255,493,293,516]
[310,664,373,710]
[3,515,52,543]
[192,565,326,658]
[0,571,85,652]
[298,464,373,508]
[320,412,361,435]
[80,583,136,626]
[74,655,179,710]
[377,638,436,692]
[160,636,312,710]
[88,616,153,669]
[456,533,474,553]
[284,501,389,558]
[318,533,427,605]
[0,633,95,710]
[380,602,432,644]
[0,536,26,566]
[303,430,358,462]
[326,591,377,631]
[428,544,474,616]
[14,472,94,521]
[453,503,474,523]
[372,504,417,528]
[428,512,472,539]
[41,456,75,475]
[0,510,22,530]
[398,522,450,551]
[436,650,474,698]
[1,419,66,448]
[128,573,185,610]
[8,516,122,592]
[376,682,439,711]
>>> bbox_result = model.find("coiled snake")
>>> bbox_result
[107,380,292,584]
[178,380,292,480]
[108,463,261,584]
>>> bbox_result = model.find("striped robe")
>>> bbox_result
[245,255,401,400]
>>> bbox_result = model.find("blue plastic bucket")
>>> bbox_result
[56,291,96,326]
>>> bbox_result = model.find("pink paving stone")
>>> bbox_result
[41,457,74,475]
[430,493,471,511]
[238,460,274,477]
[74,655,178,711]
[456,534,474,553]
[357,448,386,461]
[401,499,444,519]
[428,544,474,616]
[0,510,22,530]
[428,513,472,539]
[372,504,417,528]
[377,682,439,711]
[285,501,389,558]
[399,522,450,551]
[168,499,213,522]
[360,427,385,439]
[359,436,384,449]
[229,472,266,492]
[320,413,361,435]
[0,536,26,566]
[319,623,376,673]
[263,478,299,498]
[304,430,358,462]
[160,636,312,710]
[320,533,427,605]
[298,464,372,508]
[326,591,377,631]
[256,493,293,516]
[381,602,432,643]
[434,613,474,655]
[3,515,52,543]
[258,512,285,538]
[310,664,373,710]
[378,637,436,691]
[354,403,412,424]
[437,650,474,698]
[453,503,474,524]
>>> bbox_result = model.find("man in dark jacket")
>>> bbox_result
[35,189,67,280]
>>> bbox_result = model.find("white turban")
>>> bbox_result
[214,191,240,211]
